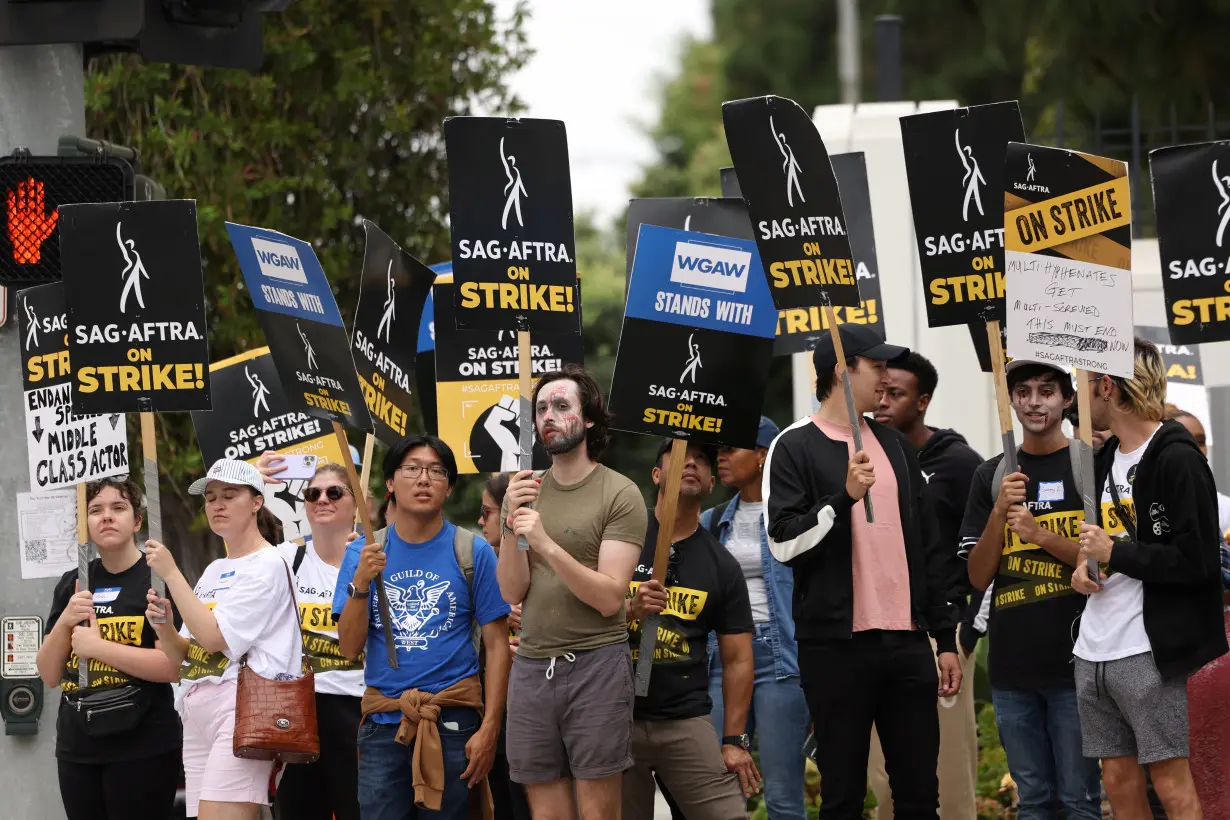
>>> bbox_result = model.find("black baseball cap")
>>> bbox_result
[812,324,909,374]
[655,437,718,468]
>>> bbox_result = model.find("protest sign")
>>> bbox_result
[829,152,884,342]
[225,222,372,433]
[901,102,1025,327]
[1149,141,1230,345]
[16,489,77,580]
[18,283,129,490]
[1004,143,1134,377]
[719,166,741,197]
[433,274,583,473]
[414,262,453,436]
[353,221,435,446]
[608,224,776,448]
[1136,324,1209,439]
[192,347,348,543]
[444,116,580,334]
[59,200,211,414]
[723,95,862,311]
[624,198,757,282]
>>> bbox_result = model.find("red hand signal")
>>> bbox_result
[7,177,58,264]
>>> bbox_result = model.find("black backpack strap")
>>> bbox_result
[292,543,307,574]
[707,500,730,537]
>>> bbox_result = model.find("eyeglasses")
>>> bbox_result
[479,505,497,520]
[304,485,350,503]
[398,463,450,481]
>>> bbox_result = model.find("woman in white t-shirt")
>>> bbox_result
[263,457,364,820]
[145,458,301,820]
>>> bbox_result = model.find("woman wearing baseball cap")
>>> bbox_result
[145,458,302,820]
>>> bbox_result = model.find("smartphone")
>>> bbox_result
[277,454,319,481]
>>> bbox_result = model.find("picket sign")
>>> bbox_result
[823,303,874,520]
[634,438,686,698]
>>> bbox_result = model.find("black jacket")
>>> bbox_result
[1097,419,1228,679]
[918,427,984,605]
[764,417,959,654]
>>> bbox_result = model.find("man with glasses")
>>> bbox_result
[624,439,759,819]
[334,434,512,820]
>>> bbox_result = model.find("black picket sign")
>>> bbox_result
[444,116,580,334]
[60,199,212,414]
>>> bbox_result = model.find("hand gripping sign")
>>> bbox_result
[1149,141,1230,345]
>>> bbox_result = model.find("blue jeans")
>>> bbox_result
[710,625,809,820]
[357,706,480,820]
[991,686,1102,820]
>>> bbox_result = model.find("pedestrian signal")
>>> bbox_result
[0,156,135,286]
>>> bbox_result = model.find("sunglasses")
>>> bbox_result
[665,547,682,587]
[304,485,350,504]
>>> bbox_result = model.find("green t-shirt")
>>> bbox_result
[504,464,647,658]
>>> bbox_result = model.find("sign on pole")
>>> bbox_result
[432,275,584,474]
[1137,325,1209,438]
[17,283,128,490]
[829,152,885,342]
[444,116,580,334]
[352,220,436,446]
[191,348,350,543]
[60,200,212,414]
[608,224,776,448]
[1149,141,1230,345]
[414,262,453,436]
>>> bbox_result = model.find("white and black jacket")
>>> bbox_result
[764,417,959,654]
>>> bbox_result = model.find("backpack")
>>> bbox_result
[990,438,1083,503]
[706,499,732,538]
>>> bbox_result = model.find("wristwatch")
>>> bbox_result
[722,734,751,750]
[347,582,369,598]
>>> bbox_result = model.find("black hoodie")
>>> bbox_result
[918,428,984,605]
[1096,419,1228,679]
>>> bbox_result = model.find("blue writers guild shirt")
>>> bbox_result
[332,521,509,724]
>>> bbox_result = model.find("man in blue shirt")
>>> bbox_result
[334,434,511,820]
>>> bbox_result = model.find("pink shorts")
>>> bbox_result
[180,679,273,816]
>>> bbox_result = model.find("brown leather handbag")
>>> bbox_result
[232,554,320,764]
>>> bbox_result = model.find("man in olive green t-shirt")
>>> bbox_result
[498,364,647,819]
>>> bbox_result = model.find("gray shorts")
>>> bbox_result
[505,641,634,784]
[1074,652,1190,764]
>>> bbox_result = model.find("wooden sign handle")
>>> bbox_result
[635,438,688,696]
[986,320,1019,475]
[824,306,874,523]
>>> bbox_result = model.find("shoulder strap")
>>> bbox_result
[246,553,307,672]
[452,527,480,655]
[707,501,730,537]
[292,543,307,574]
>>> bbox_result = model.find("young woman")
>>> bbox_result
[269,459,364,820]
[36,477,183,820]
[145,459,302,820]
[700,416,810,820]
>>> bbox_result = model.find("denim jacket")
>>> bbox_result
[701,496,799,679]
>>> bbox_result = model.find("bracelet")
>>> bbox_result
[503,521,516,536]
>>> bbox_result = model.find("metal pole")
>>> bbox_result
[0,43,87,819]
[837,0,860,105]
[874,15,902,102]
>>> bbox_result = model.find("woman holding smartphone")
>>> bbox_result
[145,459,301,820]
[36,477,183,820]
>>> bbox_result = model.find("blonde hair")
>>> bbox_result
[1110,337,1166,422]
[312,461,356,495]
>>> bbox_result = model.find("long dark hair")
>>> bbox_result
[532,364,612,461]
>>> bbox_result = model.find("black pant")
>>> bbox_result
[274,692,361,820]
[799,630,939,820]
[58,752,180,820]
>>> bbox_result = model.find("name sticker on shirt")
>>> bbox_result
[92,587,122,604]
[220,570,236,580]
[1038,481,1065,502]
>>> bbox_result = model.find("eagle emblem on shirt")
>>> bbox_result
[384,579,450,651]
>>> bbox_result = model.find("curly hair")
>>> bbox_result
[85,476,147,524]
[531,364,612,461]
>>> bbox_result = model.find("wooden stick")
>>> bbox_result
[986,321,1019,475]
[140,413,167,623]
[333,421,399,668]
[634,438,688,697]
[824,306,874,522]
[359,432,376,507]
[1074,368,1101,581]
[76,482,89,690]
[516,331,534,550]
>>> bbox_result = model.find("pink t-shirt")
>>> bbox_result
[814,416,915,632]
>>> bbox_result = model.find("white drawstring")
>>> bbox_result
[545,652,576,680]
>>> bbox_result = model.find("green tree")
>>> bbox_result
[83,0,529,576]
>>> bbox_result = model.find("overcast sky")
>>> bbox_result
[491,0,712,226]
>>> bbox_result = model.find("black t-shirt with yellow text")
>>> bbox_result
[959,448,1087,689]
[628,512,753,721]
[46,557,183,763]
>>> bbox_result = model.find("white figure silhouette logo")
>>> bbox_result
[116,221,149,314]
[246,365,270,417]
[376,258,396,343]
[680,333,702,384]
[298,323,318,370]
[24,301,38,350]
[683,214,692,232]
[1026,154,1037,183]
[1214,159,1230,248]
[770,114,805,207]
[500,136,527,230]
[954,128,986,222]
